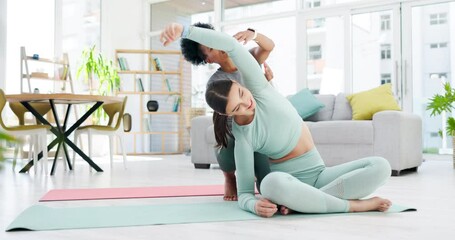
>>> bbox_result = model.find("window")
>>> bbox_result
[380,44,391,59]
[306,0,321,8]
[6,0,55,93]
[307,18,325,28]
[430,132,439,137]
[430,42,448,48]
[352,10,393,93]
[224,0,296,21]
[380,15,390,31]
[308,45,322,60]
[430,73,448,80]
[430,13,447,25]
[306,15,344,94]
[61,0,101,93]
[224,17,296,95]
[380,74,391,85]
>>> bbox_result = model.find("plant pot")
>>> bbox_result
[147,100,159,112]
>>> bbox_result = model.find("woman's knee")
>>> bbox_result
[370,157,392,180]
[260,172,295,200]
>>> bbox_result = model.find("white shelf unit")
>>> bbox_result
[20,46,75,94]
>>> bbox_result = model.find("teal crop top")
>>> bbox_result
[183,26,302,214]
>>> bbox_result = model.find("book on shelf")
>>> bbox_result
[165,78,172,92]
[172,95,181,112]
[137,78,144,92]
[58,66,68,80]
[118,57,124,70]
[151,57,157,71]
[118,57,130,70]
[153,57,163,71]
[117,57,123,70]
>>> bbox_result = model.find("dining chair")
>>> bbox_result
[72,96,128,169]
[0,89,51,174]
[9,101,52,171]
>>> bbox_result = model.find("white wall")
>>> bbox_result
[0,0,6,89]
[101,0,146,58]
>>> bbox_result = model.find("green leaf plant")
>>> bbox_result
[427,81,455,137]
[76,45,120,124]
[0,131,19,169]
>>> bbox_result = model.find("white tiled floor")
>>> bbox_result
[1,154,454,240]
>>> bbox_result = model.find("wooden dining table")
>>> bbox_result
[6,93,124,175]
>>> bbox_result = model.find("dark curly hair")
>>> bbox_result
[180,22,215,65]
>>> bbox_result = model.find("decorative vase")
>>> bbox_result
[123,113,132,132]
[147,100,159,112]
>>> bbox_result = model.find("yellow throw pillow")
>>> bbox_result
[346,83,401,120]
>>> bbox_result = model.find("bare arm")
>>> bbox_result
[233,30,275,81]
[233,30,275,65]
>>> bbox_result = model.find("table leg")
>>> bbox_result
[64,138,103,172]
[62,101,103,172]
[51,102,73,170]
[19,101,104,174]
[50,141,62,175]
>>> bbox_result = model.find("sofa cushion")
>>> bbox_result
[346,83,401,120]
[288,88,326,119]
[332,93,352,120]
[305,95,335,121]
[306,120,373,144]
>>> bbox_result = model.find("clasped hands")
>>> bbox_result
[160,23,257,47]
[255,198,278,218]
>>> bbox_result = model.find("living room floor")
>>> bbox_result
[0,153,454,240]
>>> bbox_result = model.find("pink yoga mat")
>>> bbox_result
[40,185,226,202]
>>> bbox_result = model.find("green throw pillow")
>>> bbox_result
[288,88,325,119]
[346,83,401,120]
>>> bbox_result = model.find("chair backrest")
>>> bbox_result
[9,102,51,125]
[0,89,52,129]
[103,96,127,130]
[0,89,9,129]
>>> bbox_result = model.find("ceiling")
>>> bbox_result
[153,0,276,15]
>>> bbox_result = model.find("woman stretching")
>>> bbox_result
[161,23,392,218]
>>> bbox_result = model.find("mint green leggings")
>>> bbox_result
[260,148,391,213]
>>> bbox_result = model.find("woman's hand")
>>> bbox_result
[255,198,278,218]
[263,62,274,81]
[233,30,256,45]
[160,23,184,46]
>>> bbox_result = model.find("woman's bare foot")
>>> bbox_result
[223,172,238,201]
[349,197,392,212]
[279,205,294,215]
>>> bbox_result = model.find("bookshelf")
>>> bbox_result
[20,46,75,94]
[115,49,184,155]
[18,46,80,159]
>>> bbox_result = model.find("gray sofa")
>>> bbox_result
[191,93,423,176]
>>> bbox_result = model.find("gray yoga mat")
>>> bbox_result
[6,202,416,231]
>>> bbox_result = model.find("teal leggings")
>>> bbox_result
[215,135,270,191]
[260,148,391,213]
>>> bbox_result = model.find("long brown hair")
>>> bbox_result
[206,80,234,148]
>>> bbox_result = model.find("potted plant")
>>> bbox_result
[76,45,120,124]
[0,131,18,169]
[427,81,455,168]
